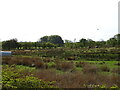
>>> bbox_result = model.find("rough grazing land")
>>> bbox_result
[2,47,120,88]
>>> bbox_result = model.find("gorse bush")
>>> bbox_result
[3,75,55,88]
[2,65,57,88]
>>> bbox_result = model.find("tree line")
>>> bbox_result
[2,34,120,50]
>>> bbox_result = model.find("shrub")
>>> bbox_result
[3,74,56,88]
[100,65,110,72]
[75,61,87,67]
[33,69,58,82]
[2,56,36,66]
[55,61,74,71]
[112,68,120,74]
[20,57,33,66]
[2,56,12,64]
[35,60,45,69]
[110,74,120,87]
[82,64,99,74]
[2,65,56,88]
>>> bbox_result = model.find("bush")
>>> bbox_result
[2,65,56,88]
[112,68,120,74]
[55,61,74,71]
[76,61,87,67]
[82,64,99,74]
[35,60,45,69]
[100,65,110,72]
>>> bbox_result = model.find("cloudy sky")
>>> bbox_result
[0,0,119,42]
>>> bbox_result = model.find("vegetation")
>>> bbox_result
[1,34,120,88]
[39,35,64,46]
[2,65,56,88]
[2,34,120,50]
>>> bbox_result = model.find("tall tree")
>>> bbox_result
[39,36,49,43]
[2,39,19,50]
[114,34,120,46]
[87,39,95,47]
[48,35,64,46]
[39,35,64,46]
[79,38,87,47]
[106,38,117,47]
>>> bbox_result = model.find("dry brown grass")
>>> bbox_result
[32,68,119,88]
[34,60,44,68]
[55,61,75,71]
[33,69,58,82]
[2,56,120,88]
[2,56,45,67]
[110,74,120,87]
[82,64,99,74]
[112,67,120,74]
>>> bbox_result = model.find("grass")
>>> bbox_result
[82,60,119,68]
[2,47,120,88]
[2,56,120,73]
[2,62,120,88]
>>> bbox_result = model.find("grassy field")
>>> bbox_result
[2,47,120,88]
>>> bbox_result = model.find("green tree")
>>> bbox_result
[39,35,64,47]
[2,39,19,50]
[114,34,120,46]
[48,35,64,46]
[79,38,87,47]
[64,40,73,48]
[39,36,49,43]
[106,38,117,47]
[87,39,95,48]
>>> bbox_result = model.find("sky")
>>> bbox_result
[0,0,119,42]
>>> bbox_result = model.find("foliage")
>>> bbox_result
[2,39,20,50]
[2,65,56,88]
[2,34,120,88]
[2,34,120,50]
[39,35,64,46]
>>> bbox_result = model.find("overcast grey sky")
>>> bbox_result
[0,0,119,42]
